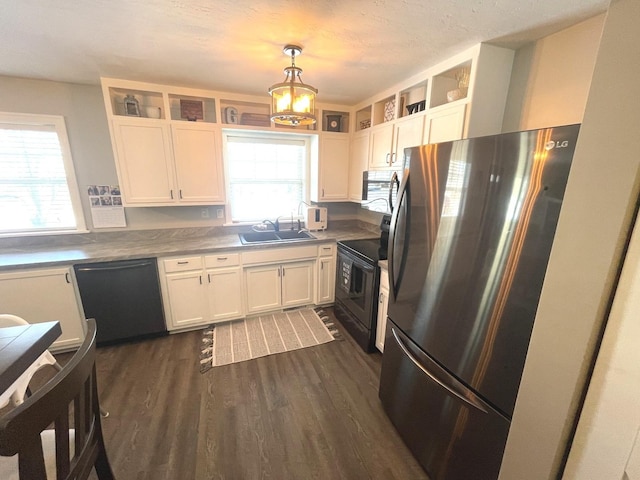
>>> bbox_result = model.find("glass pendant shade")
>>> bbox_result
[269,46,318,126]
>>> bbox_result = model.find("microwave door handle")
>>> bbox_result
[388,168,410,301]
[389,171,399,213]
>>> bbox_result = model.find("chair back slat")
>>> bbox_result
[55,413,71,478]
[0,319,115,480]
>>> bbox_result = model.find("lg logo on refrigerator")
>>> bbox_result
[545,140,570,150]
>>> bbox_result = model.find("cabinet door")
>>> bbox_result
[369,123,394,169]
[375,284,389,353]
[281,261,314,308]
[0,267,85,351]
[164,270,209,330]
[425,104,466,144]
[112,118,175,204]
[245,265,282,314]
[171,123,225,204]
[349,131,370,201]
[394,115,425,167]
[316,256,336,305]
[317,134,350,201]
[206,267,243,322]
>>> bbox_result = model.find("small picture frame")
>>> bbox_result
[180,99,204,121]
[123,95,141,116]
[326,115,342,132]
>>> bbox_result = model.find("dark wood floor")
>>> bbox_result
[63,308,430,479]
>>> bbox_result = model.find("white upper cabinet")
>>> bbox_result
[351,43,514,153]
[310,132,350,202]
[348,130,370,201]
[424,103,466,144]
[111,118,175,204]
[171,122,225,203]
[102,79,226,207]
[393,114,425,167]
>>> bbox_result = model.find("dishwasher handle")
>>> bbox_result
[75,259,155,272]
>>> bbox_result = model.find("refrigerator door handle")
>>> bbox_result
[388,171,399,213]
[388,168,410,301]
[391,328,489,414]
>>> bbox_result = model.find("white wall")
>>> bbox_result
[499,0,640,478]
[0,76,364,231]
[563,206,640,479]
[503,14,605,132]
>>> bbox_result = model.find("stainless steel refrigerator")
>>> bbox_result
[379,124,580,480]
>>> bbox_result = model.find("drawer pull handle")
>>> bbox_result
[177,261,189,265]
[217,257,228,260]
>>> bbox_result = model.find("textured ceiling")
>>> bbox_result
[0,0,609,105]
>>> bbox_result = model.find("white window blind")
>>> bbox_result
[0,113,86,235]
[226,134,306,222]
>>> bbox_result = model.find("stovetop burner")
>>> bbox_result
[337,238,386,265]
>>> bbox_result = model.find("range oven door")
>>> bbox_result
[334,247,379,351]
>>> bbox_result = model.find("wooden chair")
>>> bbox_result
[0,319,115,479]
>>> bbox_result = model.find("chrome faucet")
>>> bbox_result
[263,218,280,232]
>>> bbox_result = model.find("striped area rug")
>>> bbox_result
[200,308,338,372]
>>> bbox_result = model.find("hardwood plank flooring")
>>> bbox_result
[55,308,429,479]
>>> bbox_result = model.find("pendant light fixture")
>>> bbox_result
[268,44,318,126]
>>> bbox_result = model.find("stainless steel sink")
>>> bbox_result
[238,230,315,244]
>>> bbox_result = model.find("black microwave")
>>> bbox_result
[361,170,402,214]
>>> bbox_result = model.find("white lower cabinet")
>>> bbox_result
[160,253,243,330]
[160,242,336,330]
[375,261,390,353]
[244,261,314,314]
[206,267,243,322]
[0,267,86,351]
[317,243,336,305]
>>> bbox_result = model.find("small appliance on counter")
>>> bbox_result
[303,207,327,231]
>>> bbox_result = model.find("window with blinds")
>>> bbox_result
[0,113,86,235]
[225,134,307,222]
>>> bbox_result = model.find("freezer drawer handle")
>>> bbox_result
[391,328,488,414]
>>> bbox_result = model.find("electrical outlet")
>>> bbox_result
[201,208,209,218]
[216,208,224,219]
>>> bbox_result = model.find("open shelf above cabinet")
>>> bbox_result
[430,60,471,109]
[373,95,397,126]
[108,87,165,119]
[399,80,428,119]
[168,94,216,123]
[321,110,350,133]
[356,106,372,131]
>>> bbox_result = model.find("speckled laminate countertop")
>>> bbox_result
[0,221,381,271]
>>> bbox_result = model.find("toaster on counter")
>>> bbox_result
[304,207,327,231]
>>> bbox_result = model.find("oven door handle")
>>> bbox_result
[388,168,410,301]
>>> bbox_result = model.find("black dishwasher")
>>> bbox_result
[74,258,167,345]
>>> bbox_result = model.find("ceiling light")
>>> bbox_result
[268,45,318,126]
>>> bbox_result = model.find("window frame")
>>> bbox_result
[0,112,87,237]
[221,130,311,224]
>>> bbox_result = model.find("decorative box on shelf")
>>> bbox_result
[240,113,271,127]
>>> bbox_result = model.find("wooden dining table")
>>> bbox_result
[0,321,61,394]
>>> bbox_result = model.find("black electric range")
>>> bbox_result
[334,234,388,352]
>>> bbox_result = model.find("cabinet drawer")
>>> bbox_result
[318,243,336,257]
[204,252,240,268]
[163,256,203,273]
